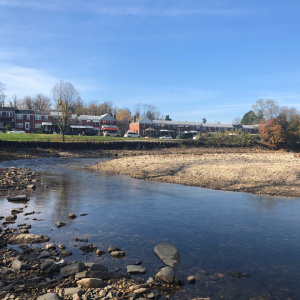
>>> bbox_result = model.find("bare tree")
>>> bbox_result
[141,104,163,120]
[52,81,81,141]
[0,82,6,106]
[252,99,280,120]
[9,95,20,108]
[20,96,34,110]
[232,117,241,125]
[34,93,52,111]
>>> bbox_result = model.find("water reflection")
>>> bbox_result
[1,158,300,299]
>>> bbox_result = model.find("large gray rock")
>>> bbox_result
[37,293,60,300]
[9,233,50,244]
[155,267,174,284]
[41,259,55,271]
[126,265,146,275]
[154,243,180,267]
[64,287,82,296]
[61,262,85,277]
[77,278,106,288]
[11,258,32,271]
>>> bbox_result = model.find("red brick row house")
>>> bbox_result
[129,116,259,137]
[0,107,118,134]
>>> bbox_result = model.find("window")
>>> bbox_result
[35,123,42,129]
[142,130,145,135]
[6,112,13,117]
[27,115,30,120]
[87,120,91,123]
[17,114,23,119]
[35,115,42,120]
[44,116,48,121]
[17,123,23,129]
[142,123,145,127]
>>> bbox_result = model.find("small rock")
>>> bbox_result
[187,275,196,284]
[126,265,146,275]
[77,278,106,288]
[68,213,77,219]
[56,222,66,228]
[110,250,125,258]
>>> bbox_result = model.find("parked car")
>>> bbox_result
[7,129,26,134]
[159,136,173,139]
[124,132,141,138]
[103,131,120,137]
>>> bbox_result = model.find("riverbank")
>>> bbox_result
[93,147,300,198]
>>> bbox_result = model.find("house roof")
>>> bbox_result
[0,107,15,111]
[153,120,202,126]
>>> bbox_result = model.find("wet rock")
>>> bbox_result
[19,225,31,230]
[7,195,29,202]
[27,184,36,189]
[227,271,251,278]
[68,213,77,219]
[75,237,88,242]
[9,233,50,244]
[134,287,149,294]
[108,245,122,253]
[154,243,180,267]
[11,258,32,271]
[90,264,108,272]
[36,293,60,300]
[60,250,73,257]
[41,259,55,270]
[187,275,196,284]
[79,243,97,253]
[155,267,174,284]
[11,207,23,214]
[58,244,65,250]
[110,250,125,258]
[5,215,17,221]
[96,249,106,256]
[56,221,66,228]
[127,265,146,275]
[77,278,106,288]
[61,262,85,277]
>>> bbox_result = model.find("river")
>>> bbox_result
[1,157,300,299]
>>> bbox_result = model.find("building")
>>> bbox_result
[0,107,118,134]
[129,116,259,137]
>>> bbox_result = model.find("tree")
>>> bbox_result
[142,104,163,120]
[232,117,241,125]
[0,82,6,106]
[116,108,132,135]
[202,118,207,123]
[165,115,172,121]
[9,95,20,108]
[33,93,52,111]
[52,81,81,141]
[240,110,259,125]
[20,96,34,110]
[252,99,280,120]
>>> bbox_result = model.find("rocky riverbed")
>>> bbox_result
[93,148,300,198]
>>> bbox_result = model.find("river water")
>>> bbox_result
[1,157,300,299]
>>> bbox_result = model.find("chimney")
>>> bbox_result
[133,115,136,123]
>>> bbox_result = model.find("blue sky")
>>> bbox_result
[0,0,300,123]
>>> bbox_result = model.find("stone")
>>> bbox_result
[46,243,56,250]
[77,278,106,288]
[11,259,32,271]
[154,243,180,267]
[41,259,55,271]
[7,195,28,202]
[64,287,82,296]
[90,264,108,272]
[126,265,146,275]
[56,222,66,228]
[134,287,149,294]
[9,234,50,244]
[11,207,23,214]
[108,245,121,253]
[60,250,73,257]
[155,267,174,284]
[39,251,51,258]
[187,276,196,284]
[27,184,36,189]
[110,250,125,257]
[5,215,17,221]
[37,293,60,300]
[96,249,105,256]
[61,262,85,277]
[98,290,106,297]
[79,244,97,253]
[68,213,77,219]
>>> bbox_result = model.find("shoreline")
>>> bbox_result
[93,147,300,198]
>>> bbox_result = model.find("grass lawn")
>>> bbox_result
[0,133,163,142]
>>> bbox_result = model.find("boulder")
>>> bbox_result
[61,262,85,277]
[110,250,125,257]
[5,215,17,221]
[11,258,32,271]
[79,243,97,253]
[7,195,28,202]
[56,221,66,228]
[154,243,180,267]
[126,265,146,275]
[9,233,50,244]
[77,278,106,288]
[41,259,55,271]
[155,267,174,284]
[37,293,60,300]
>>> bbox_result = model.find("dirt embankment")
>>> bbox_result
[93,148,300,198]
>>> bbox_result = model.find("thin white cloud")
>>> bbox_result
[0,0,250,17]
[0,65,58,98]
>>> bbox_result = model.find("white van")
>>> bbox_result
[103,130,120,137]
[124,132,141,138]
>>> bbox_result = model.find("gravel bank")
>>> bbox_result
[93,148,300,198]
